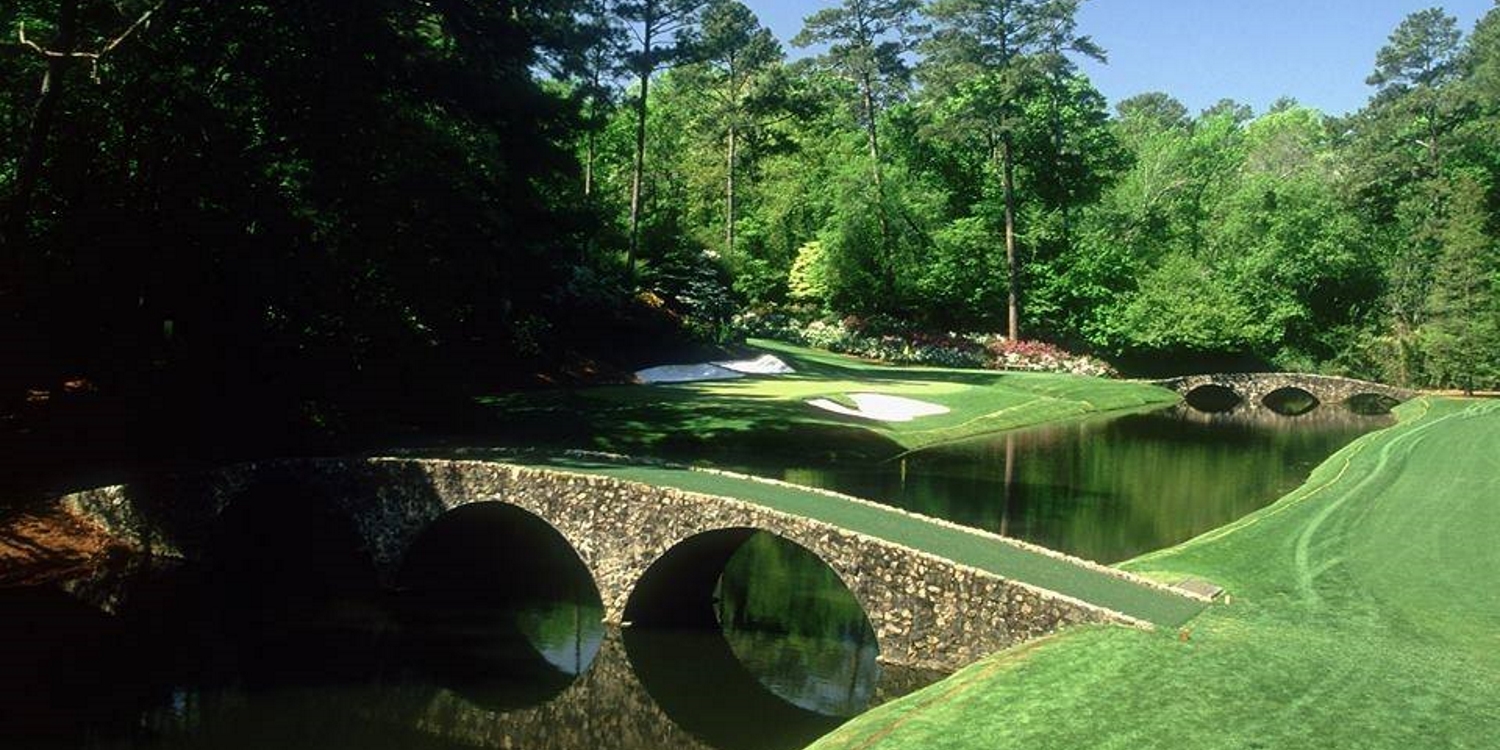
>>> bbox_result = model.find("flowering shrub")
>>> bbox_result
[731,312,1117,377]
[985,338,1118,378]
[731,309,804,340]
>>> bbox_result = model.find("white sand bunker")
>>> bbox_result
[636,354,794,384]
[716,354,795,376]
[806,393,951,423]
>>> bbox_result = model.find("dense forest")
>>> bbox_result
[3,0,1498,451]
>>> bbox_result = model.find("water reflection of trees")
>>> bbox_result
[712,532,883,716]
[755,406,1393,564]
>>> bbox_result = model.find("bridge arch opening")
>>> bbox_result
[1345,393,1401,416]
[623,529,880,746]
[1184,384,1244,413]
[396,502,605,710]
[1263,387,1321,417]
[199,476,388,686]
[205,476,382,622]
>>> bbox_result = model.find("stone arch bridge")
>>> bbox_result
[1155,373,1416,414]
[58,457,1204,673]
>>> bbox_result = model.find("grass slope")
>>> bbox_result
[810,398,1500,750]
[480,339,1178,460]
[501,455,1205,628]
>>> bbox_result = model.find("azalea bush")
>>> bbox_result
[985,338,1118,378]
[731,312,1117,377]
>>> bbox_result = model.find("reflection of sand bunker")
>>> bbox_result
[806,394,950,423]
[636,354,795,385]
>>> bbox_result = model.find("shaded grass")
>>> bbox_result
[478,340,1179,461]
[500,454,1205,628]
[810,398,1500,750]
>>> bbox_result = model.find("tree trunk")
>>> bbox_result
[2,0,79,255]
[1002,134,1020,341]
[725,124,737,257]
[861,74,894,296]
[627,64,650,276]
[584,62,602,198]
[1426,98,1442,177]
[862,78,884,193]
[627,16,656,279]
[584,129,597,197]
[1049,74,1073,251]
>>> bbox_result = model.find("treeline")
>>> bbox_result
[2,0,1498,433]
[586,1,1500,386]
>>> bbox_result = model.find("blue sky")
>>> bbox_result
[748,0,1496,116]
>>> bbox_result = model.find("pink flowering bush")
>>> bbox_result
[731,312,1118,377]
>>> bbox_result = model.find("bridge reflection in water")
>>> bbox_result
[4,506,942,750]
[109,624,938,750]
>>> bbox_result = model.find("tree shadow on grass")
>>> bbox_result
[474,383,908,465]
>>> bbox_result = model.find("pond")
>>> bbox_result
[3,403,1392,750]
[723,404,1393,563]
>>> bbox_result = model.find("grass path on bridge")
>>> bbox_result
[479,340,1179,460]
[807,397,1500,750]
[510,455,1206,629]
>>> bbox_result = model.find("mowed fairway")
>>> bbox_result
[810,398,1500,750]
[481,339,1178,459]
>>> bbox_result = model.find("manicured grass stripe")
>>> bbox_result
[509,456,1207,628]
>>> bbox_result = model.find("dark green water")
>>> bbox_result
[2,404,1392,750]
[725,405,1393,563]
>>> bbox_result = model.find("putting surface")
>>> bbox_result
[479,340,1180,459]
[500,453,1207,628]
[808,397,1500,750]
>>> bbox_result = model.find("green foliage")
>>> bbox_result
[1468,4,1500,104]
[1422,174,1500,389]
[918,217,1006,322]
[1201,98,1255,124]
[813,154,948,314]
[1367,8,1464,90]
[793,0,925,113]
[788,241,833,305]
[1113,253,1272,354]
[816,168,896,311]
[1115,91,1191,131]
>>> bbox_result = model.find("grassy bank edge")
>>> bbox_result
[807,396,1496,750]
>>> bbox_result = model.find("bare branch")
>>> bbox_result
[100,2,162,56]
[15,2,163,83]
[18,22,98,59]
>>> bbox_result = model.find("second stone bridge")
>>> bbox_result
[61,456,1206,673]
[1157,372,1416,415]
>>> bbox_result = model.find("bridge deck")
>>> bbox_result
[499,454,1208,629]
